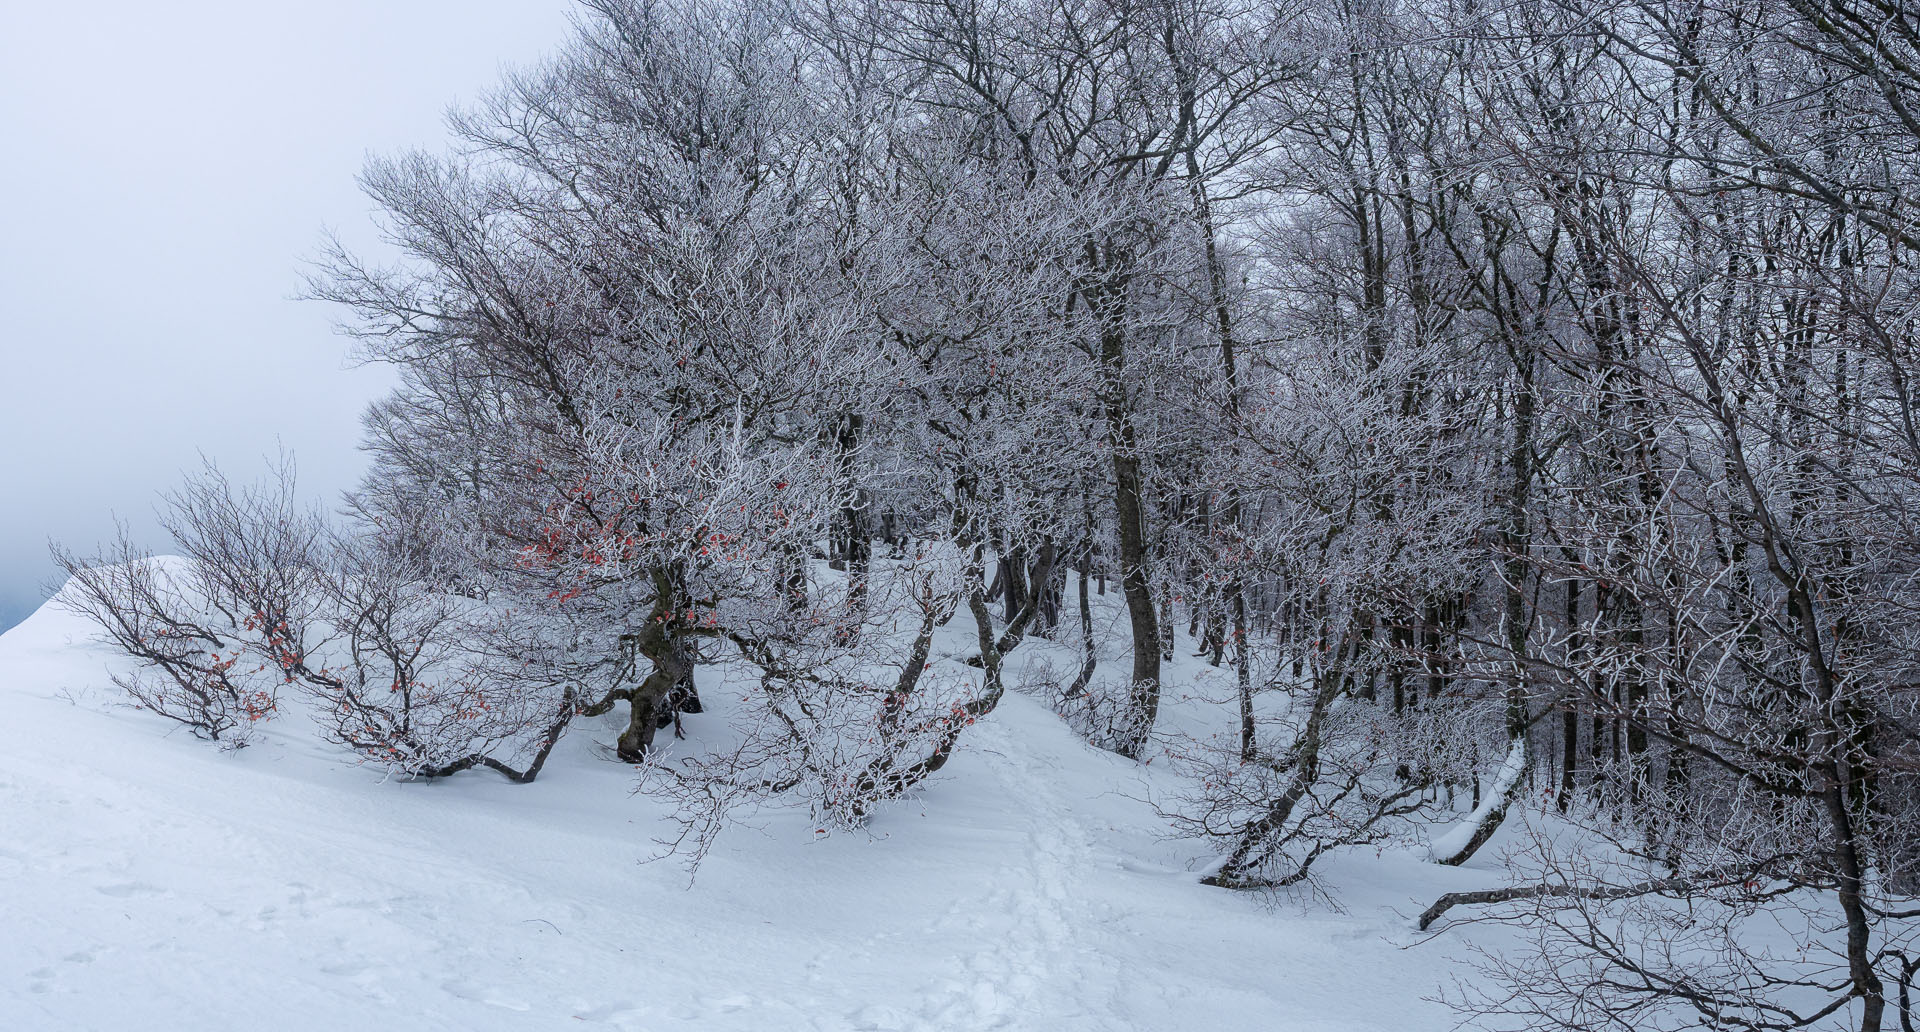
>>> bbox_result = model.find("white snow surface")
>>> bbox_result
[0,579,1512,1031]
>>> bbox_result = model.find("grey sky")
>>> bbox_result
[0,1,576,631]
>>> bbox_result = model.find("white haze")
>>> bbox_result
[0,1,575,630]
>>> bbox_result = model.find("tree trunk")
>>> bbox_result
[1089,270,1162,759]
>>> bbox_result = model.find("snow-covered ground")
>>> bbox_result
[0,579,1516,1031]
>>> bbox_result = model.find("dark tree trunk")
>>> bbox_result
[615,591,696,763]
[999,544,1028,625]
[1561,576,1581,811]
[1089,271,1162,759]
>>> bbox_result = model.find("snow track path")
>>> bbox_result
[0,592,1491,1031]
[911,718,1118,1030]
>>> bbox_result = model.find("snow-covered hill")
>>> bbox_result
[0,581,1510,1031]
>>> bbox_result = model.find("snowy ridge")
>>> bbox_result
[0,581,1508,1031]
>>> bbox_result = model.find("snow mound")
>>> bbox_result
[0,582,1497,1031]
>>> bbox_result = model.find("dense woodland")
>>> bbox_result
[48,0,1920,1027]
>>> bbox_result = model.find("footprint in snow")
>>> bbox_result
[570,999,648,1025]
[442,979,531,1011]
[95,881,165,898]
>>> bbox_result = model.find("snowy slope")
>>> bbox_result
[0,579,1511,1031]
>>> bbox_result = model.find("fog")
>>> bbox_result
[0,1,575,630]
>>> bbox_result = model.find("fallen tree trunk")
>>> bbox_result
[1429,734,1527,866]
[1417,862,1769,931]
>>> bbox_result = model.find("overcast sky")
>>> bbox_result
[0,2,578,631]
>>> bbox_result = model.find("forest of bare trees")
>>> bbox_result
[49,0,1920,1027]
